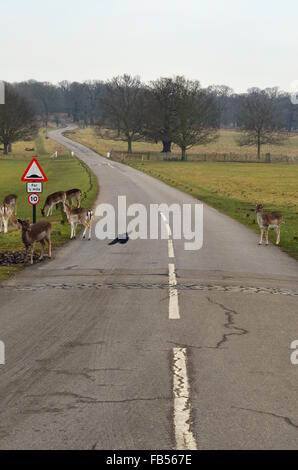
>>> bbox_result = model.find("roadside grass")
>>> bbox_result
[64,128,298,261]
[7,127,65,157]
[64,127,298,159]
[0,131,98,280]
[64,127,162,155]
[126,161,298,261]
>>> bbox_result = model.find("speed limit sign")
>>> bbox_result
[28,193,40,206]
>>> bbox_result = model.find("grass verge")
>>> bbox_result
[127,161,298,261]
[0,131,98,280]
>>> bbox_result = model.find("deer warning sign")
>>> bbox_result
[21,158,48,182]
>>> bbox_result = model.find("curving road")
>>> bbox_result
[0,127,297,450]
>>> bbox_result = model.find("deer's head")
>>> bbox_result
[17,219,31,232]
[256,204,264,212]
[63,202,72,213]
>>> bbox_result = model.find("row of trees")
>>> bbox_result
[12,79,298,133]
[98,76,290,159]
[0,77,296,158]
[99,75,218,159]
[14,80,103,127]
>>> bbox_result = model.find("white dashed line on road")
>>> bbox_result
[173,348,197,450]
[169,264,180,320]
[160,212,180,320]
[160,212,172,237]
[168,239,175,259]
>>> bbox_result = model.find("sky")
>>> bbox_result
[1,0,298,92]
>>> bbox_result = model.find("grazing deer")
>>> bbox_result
[66,188,81,208]
[63,202,93,240]
[3,194,18,215]
[256,204,283,246]
[41,191,67,217]
[18,219,52,265]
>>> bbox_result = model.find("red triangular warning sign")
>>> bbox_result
[21,158,48,182]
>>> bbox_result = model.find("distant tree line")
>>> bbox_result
[14,80,103,127]
[1,77,297,159]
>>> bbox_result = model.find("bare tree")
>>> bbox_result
[0,85,37,155]
[171,77,219,160]
[144,78,178,153]
[207,85,234,128]
[15,81,61,127]
[98,75,145,153]
[237,88,287,159]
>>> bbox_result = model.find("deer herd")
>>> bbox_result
[0,189,94,265]
[0,190,283,266]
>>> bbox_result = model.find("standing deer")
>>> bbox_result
[18,219,52,265]
[256,204,283,246]
[63,202,93,240]
[3,194,18,215]
[41,191,67,217]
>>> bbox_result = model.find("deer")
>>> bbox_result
[63,202,93,240]
[256,204,283,246]
[18,219,52,265]
[41,191,67,217]
[3,194,18,215]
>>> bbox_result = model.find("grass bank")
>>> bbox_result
[0,130,98,280]
[127,160,298,260]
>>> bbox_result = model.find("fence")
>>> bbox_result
[109,150,298,164]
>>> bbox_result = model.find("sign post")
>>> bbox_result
[21,158,48,224]
[28,194,40,223]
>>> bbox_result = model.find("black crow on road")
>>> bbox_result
[108,233,130,246]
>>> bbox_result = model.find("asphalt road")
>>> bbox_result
[0,127,297,450]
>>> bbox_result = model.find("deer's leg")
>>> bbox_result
[259,228,264,245]
[88,222,92,240]
[71,222,77,239]
[3,219,8,234]
[70,222,74,239]
[73,222,77,239]
[30,243,35,265]
[276,227,281,245]
[39,240,45,261]
[265,228,269,246]
[24,246,29,264]
[82,224,87,240]
[47,206,51,217]
[48,238,52,258]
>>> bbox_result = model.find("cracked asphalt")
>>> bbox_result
[0,127,297,450]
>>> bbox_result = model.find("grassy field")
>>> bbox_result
[126,160,298,260]
[65,127,298,160]
[0,130,98,280]
[4,127,66,157]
